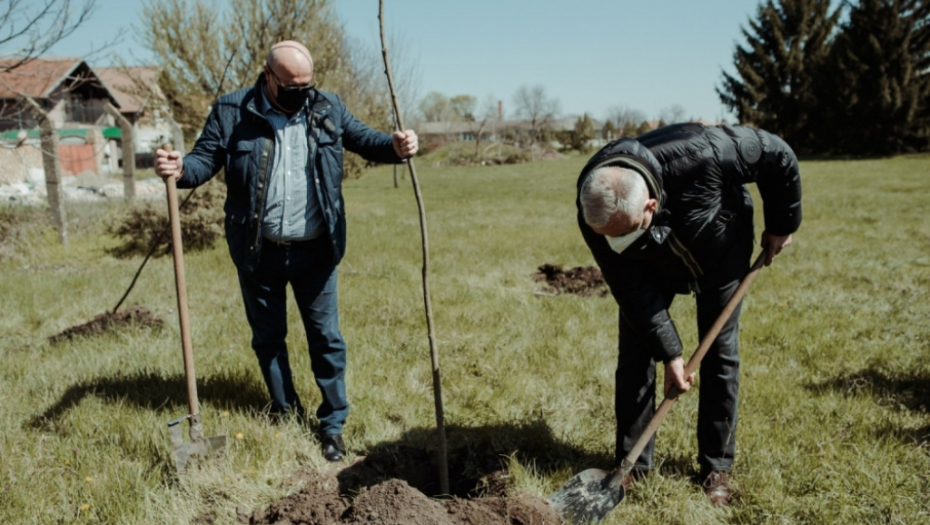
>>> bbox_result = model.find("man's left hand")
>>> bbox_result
[664,357,695,397]
[393,130,418,158]
[760,231,793,266]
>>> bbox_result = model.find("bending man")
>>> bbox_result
[575,122,801,505]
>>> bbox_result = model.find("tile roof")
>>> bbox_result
[0,57,84,98]
[94,66,160,114]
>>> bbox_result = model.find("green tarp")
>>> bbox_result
[0,127,121,140]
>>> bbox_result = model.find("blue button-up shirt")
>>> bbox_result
[257,88,325,242]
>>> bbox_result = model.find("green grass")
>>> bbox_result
[1,154,929,524]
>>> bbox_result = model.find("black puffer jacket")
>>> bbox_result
[576,123,801,363]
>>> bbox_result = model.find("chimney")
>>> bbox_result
[498,100,503,120]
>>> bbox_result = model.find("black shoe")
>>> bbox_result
[321,434,346,462]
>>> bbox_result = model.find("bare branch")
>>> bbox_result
[0,0,98,72]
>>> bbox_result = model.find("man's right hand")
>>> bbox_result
[154,148,183,181]
[664,356,694,397]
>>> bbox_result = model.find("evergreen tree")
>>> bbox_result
[717,0,840,152]
[602,120,617,141]
[820,0,930,154]
[569,113,595,152]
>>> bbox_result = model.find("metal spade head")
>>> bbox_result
[547,468,626,524]
[168,414,226,472]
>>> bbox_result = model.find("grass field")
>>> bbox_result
[1,151,929,524]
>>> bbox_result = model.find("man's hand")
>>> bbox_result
[154,147,183,182]
[392,129,418,158]
[664,357,695,397]
[760,231,793,266]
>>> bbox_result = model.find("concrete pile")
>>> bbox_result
[0,170,167,205]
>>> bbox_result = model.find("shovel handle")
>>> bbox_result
[612,251,766,485]
[164,143,199,418]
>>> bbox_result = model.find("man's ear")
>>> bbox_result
[645,198,658,213]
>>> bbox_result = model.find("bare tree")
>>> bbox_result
[466,94,497,158]
[141,0,410,177]
[353,30,420,128]
[606,105,646,137]
[657,103,687,125]
[449,94,476,121]
[511,84,559,149]
[418,91,452,122]
[0,0,104,72]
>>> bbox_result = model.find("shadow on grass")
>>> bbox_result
[337,420,615,499]
[27,369,269,430]
[806,367,930,412]
[806,366,930,443]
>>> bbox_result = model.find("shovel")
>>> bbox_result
[548,252,766,523]
[162,144,226,472]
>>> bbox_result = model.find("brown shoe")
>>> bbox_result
[702,471,730,507]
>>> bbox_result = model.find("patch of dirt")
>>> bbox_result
[48,305,163,344]
[246,448,562,525]
[533,264,608,297]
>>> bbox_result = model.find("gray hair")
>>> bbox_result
[580,166,649,228]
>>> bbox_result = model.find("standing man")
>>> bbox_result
[575,122,801,505]
[155,40,418,462]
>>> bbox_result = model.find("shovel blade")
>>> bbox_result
[205,434,227,452]
[168,417,226,472]
[547,468,626,524]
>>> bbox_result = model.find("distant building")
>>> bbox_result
[0,57,116,131]
[419,115,608,150]
[0,57,179,179]
[95,66,178,168]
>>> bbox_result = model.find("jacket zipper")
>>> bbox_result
[667,231,703,292]
[250,131,274,253]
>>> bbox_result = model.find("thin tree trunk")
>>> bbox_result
[378,0,449,495]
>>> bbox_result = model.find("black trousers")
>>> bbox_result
[615,228,753,474]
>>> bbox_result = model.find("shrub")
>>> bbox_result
[105,180,225,258]
[423,141,533,167]
[0,205,47,261]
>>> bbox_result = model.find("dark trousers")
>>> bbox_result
[616,234,752,474]
[236,236,348,435]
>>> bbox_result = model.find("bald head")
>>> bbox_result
[266,40,314,79]
[263,40,316,113]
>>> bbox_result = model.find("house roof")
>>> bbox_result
[419,116,604,135]
[95,66,161,114]
[0,57,86,99]
[550,116,603,132]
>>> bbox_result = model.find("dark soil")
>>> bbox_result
[245,446,562,525]
[533,264,608,297]
[48,305,163,344]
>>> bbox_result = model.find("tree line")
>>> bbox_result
[718,0,930,156]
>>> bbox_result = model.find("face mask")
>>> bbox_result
[274,85,313,113]
[268,69,314,112]
[605,227,645,254]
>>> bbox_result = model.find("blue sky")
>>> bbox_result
[46,0,759,123]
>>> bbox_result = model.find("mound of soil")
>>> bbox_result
[245,448,562,525]
[48,305,163,344]
[533,264,608,297]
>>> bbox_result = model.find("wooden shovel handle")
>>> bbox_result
[612,251,766,486]
[163,143,199,417]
